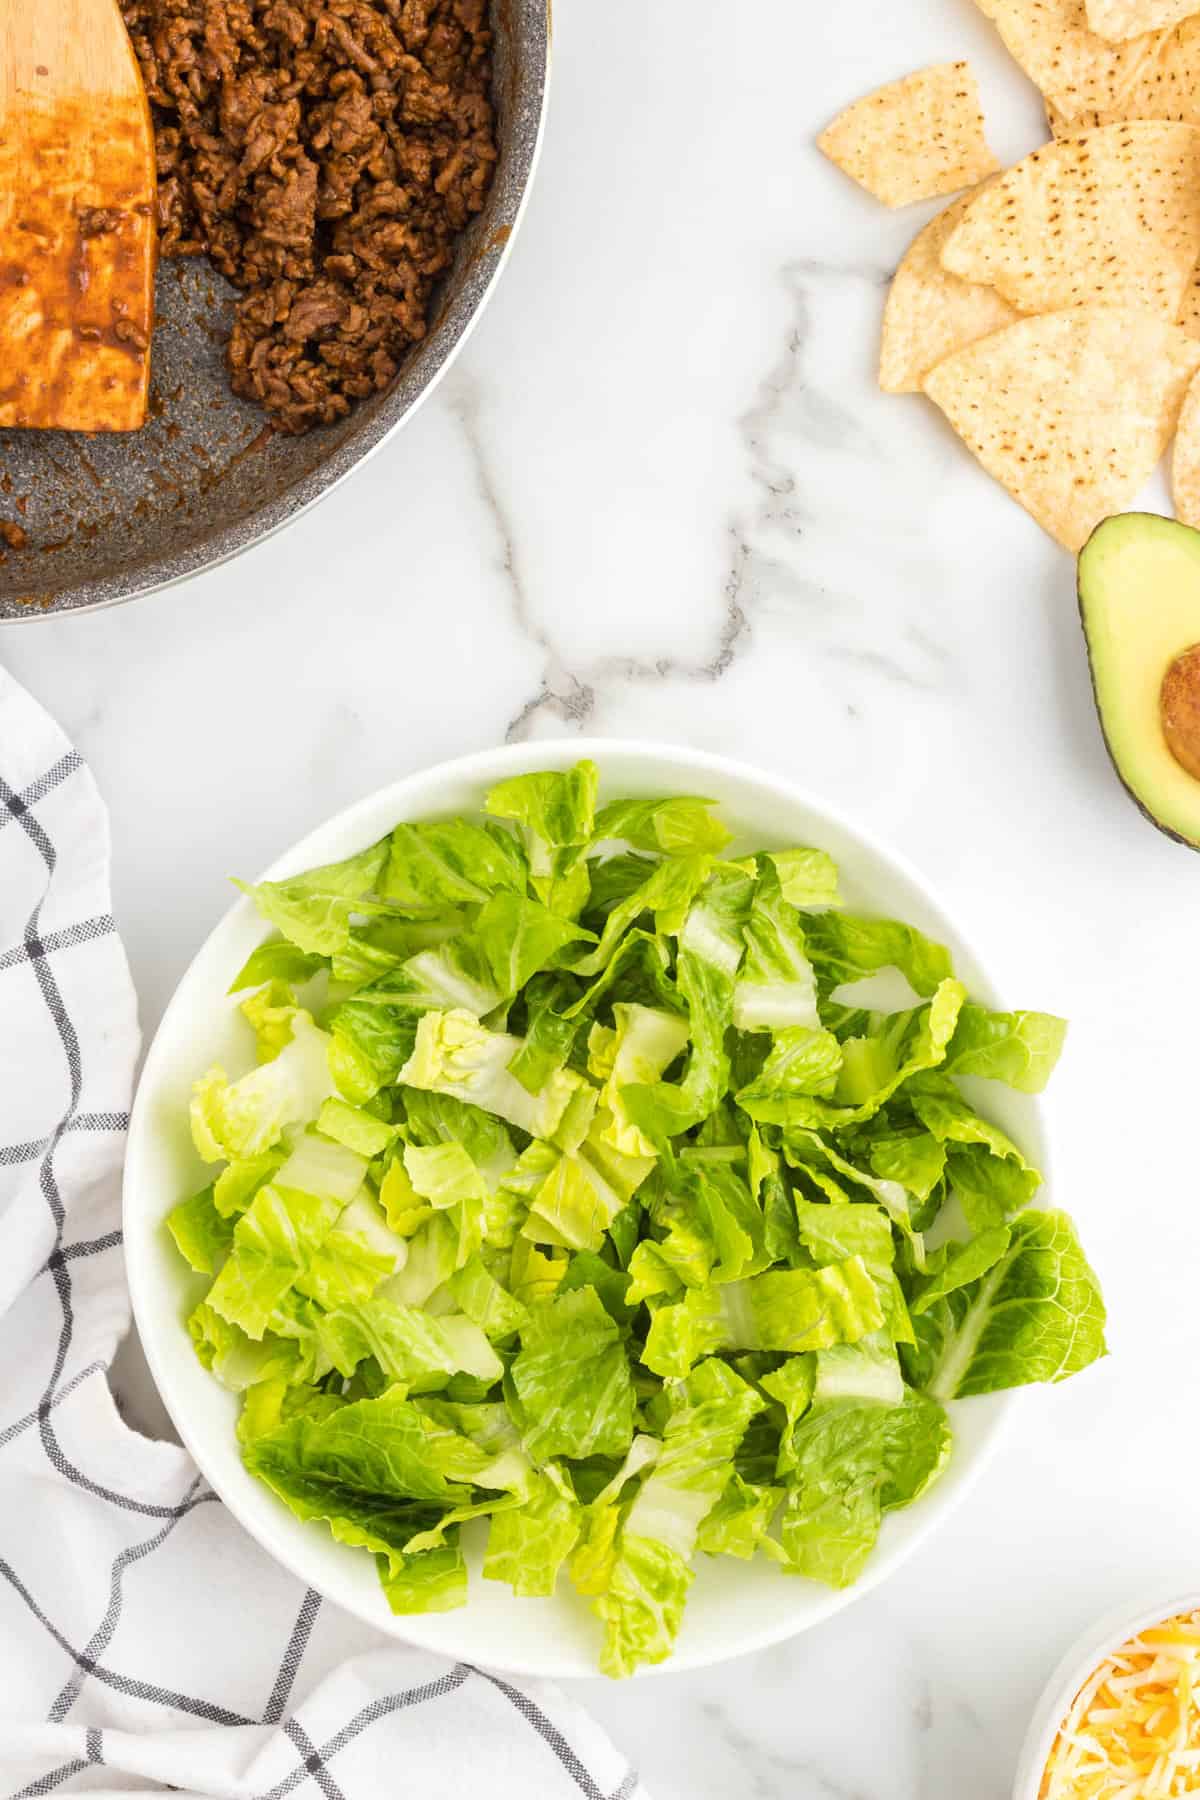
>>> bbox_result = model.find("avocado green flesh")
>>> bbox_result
[1078,512,1200,850]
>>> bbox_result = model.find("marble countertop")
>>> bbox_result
[5,0,1200,1793]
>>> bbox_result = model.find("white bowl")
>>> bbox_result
[124,738,1042,1679]
[1013,1589,1200,1799]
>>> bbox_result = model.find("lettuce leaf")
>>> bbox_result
[510,1287,635,1463]
[908,1211,1107,1400]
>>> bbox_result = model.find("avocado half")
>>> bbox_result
[1078,513,1200,850]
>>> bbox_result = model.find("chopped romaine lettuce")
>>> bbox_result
[168,761,1105,1675]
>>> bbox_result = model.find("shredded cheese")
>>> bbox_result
[1042,1611,1200,1799]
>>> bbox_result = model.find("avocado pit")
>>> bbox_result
[1161,644,1200,783]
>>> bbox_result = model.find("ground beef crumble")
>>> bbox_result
[120,0,498,434]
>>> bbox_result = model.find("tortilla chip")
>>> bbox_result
[1179,266,1200,338]
[879,188,1018,393]
[940,122,1200,321]
[971,0,1160,115]
[923,307,1200,550]
[818,63,999,208]
[1172,369,1200,525]
[1039,12,1200,124]
[1086,0,1200,39]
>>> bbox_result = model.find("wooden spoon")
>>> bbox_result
[0,0,156,432]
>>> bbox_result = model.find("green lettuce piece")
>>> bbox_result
[246,1387,508,1500]
[592,795,731,856]
[569,1437,662,1597]
[651,1159,770,1289]
[189,1301,311,1392]
[784,1131,921,1250]
[344,940,503,1021]
[485,761,598,899]
[399,1010,588,1140]
[228,941,327,994]
[236,840,391,955]
[695,1473,782,1558]
[445,1254,528,1340]
[207,1184,344,1339]
[473,892,593,997]
[213,1152,283,1219]
[378,1540,468,1614]
[518,1146,633,1254]
[507,1236,568,1307]
[507,973,582,1093]
[404,1142,488,1213]
[383,818,527,911]
[907,1078,1042,1230]
[294,1228,395,1312]
[911,1227,1013,1315]
[909,1211,1107,1400]
[595,1533,691,1680]
[589,1003,690,1158]
[733,859,821,1033]
[237,1377,341,1446]
[483,1465,582,1597]
[557,1250,635,1328]
[812,1338,904,1406]
[780,1353,949,1584]
[623,866,754,1141]
[792,1197,912,1346]
[569,855,716,983]
[760,1355,816,1474]
[804,911,953,998]
[736,1026,843,1109]
[327,1000,420,1104]
[331,914,466,988]
[943,1005,1067,1093]
[596,1360,762,1675]
[275,1130,368,1205]
[860,1126,946,1207]
[770,848,842,909]
[319,1297,502,1389]
[510,1287,635,1463]
[316,1097,396,1159]
[779,1376,948,1590]
[755,982,966,1130]
[643,1256,885,1377]
[948,1148,1040,1233]
[191,1014,335,1162]
[880,1389,953,1510]
[240,981,305,1063]
[166,1186,235,1275]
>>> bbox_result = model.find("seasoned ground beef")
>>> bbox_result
[120,0,497,434]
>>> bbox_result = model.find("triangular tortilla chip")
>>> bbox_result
[1039,12,1200,124]
[879,188,1018,393]
[1087,0,1200,38]
[818,63,999,208]
[971,0,1159,115]
[924,307,1200,550]
[940,122,1200,320]
[1172,369,1200,525]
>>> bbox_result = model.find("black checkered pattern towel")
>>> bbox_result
[0,669,648,1800]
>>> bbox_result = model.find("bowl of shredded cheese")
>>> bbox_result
[1016,1593,1200,1800]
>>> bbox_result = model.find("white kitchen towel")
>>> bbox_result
[0,667,646,1800]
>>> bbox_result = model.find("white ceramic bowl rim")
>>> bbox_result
[124,737,1041,1679]
[1013,1587,1200,1799]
